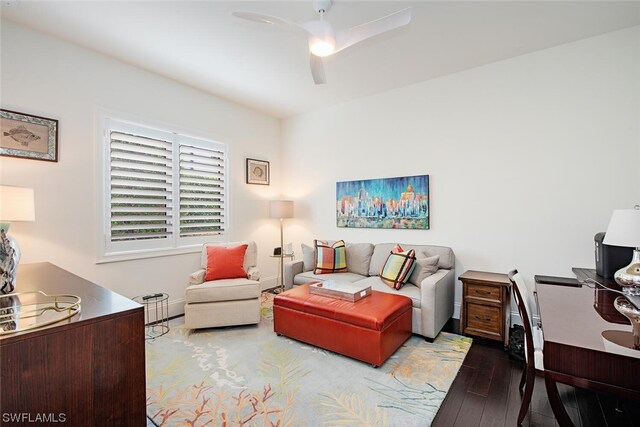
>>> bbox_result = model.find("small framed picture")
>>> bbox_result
[246,158,270,185]
[0,109,58,162]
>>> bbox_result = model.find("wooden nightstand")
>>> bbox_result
[459,270,511,348]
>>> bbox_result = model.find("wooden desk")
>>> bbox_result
[537,268,640,427]
[0,263,146,426]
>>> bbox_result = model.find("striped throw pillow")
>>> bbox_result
[380,245,417,290]
[314,240,347,274]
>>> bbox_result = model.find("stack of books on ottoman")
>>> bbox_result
[308,280,372,302]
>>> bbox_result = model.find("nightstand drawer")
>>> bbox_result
[466,283,501,302]
[466,303,501,334]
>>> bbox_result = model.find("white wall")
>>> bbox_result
[282,26,640,319]
[2,19,639,323]
[0,20,284,316]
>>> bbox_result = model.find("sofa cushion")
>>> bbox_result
[356,276,421,309]
[301,243,315,272]
[303,240,340,272]
[314,240,347,274]
[302,241,375,275]
[369,243,454,275]
[380,246,417,290]
[185,278,260,304]
[205,244,248,281]
[370,244,399,276]
[345,243,374,276]
[421,245,454,269]
[409,255,440,287]
[293,271,365,286]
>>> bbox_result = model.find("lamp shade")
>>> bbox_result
[269,200,293,219]
[0,186,35,222]
[603,207,640,248]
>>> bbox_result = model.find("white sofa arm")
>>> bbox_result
[189,269,206,285]
[284,260,304,290]
[247,266,260,281]
[419,269,455,339]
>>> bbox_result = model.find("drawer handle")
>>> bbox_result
[475,290,490,295]
[474,315,492,322]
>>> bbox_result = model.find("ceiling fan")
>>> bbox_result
[233,0,412,85]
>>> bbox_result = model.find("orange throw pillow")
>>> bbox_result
[204,244,249,281]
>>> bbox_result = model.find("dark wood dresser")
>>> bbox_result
[0,263,146,426]
[459,270,511,348]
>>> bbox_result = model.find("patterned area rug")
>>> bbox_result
[146,293,471,426]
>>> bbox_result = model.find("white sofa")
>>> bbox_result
[284,242,455,340]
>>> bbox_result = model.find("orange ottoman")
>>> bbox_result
[273,284,412,367]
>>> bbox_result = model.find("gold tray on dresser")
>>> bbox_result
[0,290,81,335]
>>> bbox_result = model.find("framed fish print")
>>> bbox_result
[246,158,269,185]
[0,109,58,162]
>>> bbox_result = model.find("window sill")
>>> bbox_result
[96,245,201,264]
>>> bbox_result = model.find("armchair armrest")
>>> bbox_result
[247,266,260,281]
[189,269,206,285]
[284,260,304,290]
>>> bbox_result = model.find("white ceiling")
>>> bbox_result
[2,1,640,118]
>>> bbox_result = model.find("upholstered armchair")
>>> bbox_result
[185,241,261,329]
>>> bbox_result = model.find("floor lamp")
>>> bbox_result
[269,200,293,292]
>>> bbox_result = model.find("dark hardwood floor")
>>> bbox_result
[433,322,640,427]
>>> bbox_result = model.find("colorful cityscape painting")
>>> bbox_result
[336,175,429,229]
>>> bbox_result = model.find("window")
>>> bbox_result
[100,118,226,261]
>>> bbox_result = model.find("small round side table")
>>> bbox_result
[132,293,169,339]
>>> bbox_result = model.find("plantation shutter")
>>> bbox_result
[109,131,173,242]
[102,118,227,259]
[179,143,225,237]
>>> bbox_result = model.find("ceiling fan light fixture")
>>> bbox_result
[308,35,335,57]
[233,2,412,84]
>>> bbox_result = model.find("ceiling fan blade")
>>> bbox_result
[298,20,333,39]
[233,11,326,38]
[310,54,326,85]
[232,11,298,29]
[334,7,412,53]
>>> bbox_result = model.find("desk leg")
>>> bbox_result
[544,373,574,427]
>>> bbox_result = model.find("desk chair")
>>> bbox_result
[508,269,544,426]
